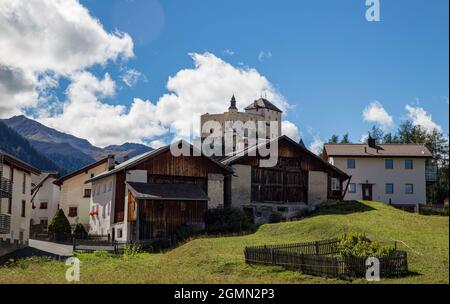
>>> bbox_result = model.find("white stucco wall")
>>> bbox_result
[0,164,32,244]
[230,164,252,208]
[308,171,328,205]
[331,157,427,205]
[89,175,115,236]
[59,162,108,229]
[208,173,224,208]
[31,175,60,226]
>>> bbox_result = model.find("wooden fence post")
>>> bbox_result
[315,241,319,255]
[72,237,76,252]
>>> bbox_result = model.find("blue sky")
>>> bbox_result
[1,0,448,150]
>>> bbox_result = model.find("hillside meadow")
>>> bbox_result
[0,201,448,284]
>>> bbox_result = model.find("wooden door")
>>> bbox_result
[362,184,373,201]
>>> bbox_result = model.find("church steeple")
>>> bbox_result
[228,94,237,111]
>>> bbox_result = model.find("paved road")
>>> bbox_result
[28,239,73,257]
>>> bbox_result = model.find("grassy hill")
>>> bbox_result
[0,201,448,284]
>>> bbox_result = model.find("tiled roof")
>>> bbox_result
[244,98,282,112]
[323,144,432,157]
[127,182,208,201]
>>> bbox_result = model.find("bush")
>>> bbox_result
[337,232,394,257]
[269,212,283,223]
[48,209,71,237]
[206,207,252,234]
[175,225,195,241]
[73,224,88,238]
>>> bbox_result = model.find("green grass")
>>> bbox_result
[0,201,448,284]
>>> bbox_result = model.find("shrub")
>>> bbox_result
[337,232,394,257]
[175,225,195,241]
[73,224,88,238]
[206,207,252,234]
[269,212,283,223]
[48,209,71,238]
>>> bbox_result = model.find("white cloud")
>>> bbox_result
[309,136,324,155]
[0,0,133,116]
[359,133,369,143]
[223,49,235,56]
[37,72,166,147]
[405,104,442,133]
[282,121,300,142]
[149,139,167,149]
[258,51,272,62]
[121,69,146,87]
[362,101,394,129]
[154,52,288,139]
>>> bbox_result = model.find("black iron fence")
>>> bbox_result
[244,239,408,278]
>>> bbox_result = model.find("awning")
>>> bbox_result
[127,182,208,201]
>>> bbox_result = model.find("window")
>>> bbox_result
[386,183,394,194]
[331,178,340,191]
[347,159,356,169]
[21,200,26,217]
[84,189,91,198]
[405,159,413,170]
[117,229,123,239]
[68,207,78,217]
[91,173,95,178]
[39,202,48,209]
[40,219,48,227]
[22,173,26,194]
[348,183,356,193]
[385,159,394,169]
[102,183,106,193]
[405,184,414,194]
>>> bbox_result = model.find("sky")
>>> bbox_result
[0,0,448,153]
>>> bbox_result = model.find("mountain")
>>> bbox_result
[0,120,61,173]
[2,115,153,173]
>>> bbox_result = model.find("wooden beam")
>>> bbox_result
[341,175,352,201]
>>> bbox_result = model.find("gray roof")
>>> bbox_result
[323,144,432,158]
[85,140,232,183]
[127,182,208,201]
[221,135,349,178]
[244,98,282,113]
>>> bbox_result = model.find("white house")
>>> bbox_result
[323,137,434,205]
[31,172,60,228]
[1,150,40,251]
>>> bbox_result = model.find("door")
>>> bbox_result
[362,184,373,201]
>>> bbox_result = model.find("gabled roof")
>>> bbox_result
[31,172,59,201]
[221,135,349,178]
[127,182,208,201]
[0,150,41,175]
[244,98,282,113]
[85,140,233,184]
[53,157,111,186]
[323,143,432,158]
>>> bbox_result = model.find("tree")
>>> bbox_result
[328,134,339,143]
[397,120,414,143]
[48,209,71,240]
[382,132,400,144]
[340,133,351,144]
[369,125,384,143]
[73,223,88,238]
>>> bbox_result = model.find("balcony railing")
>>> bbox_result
[0,177,12,198]
[425,165,438,183]
[0,214,11,234]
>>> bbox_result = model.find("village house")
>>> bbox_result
[322,137,435,205]
[30,172,60,229]
[54,156,114,230]
[85,141,231,242]
[1,150,40,255]
[220,136,350,223]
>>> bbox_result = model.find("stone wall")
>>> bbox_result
[208,174,224,208]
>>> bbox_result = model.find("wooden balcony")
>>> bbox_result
[425,165,438,184]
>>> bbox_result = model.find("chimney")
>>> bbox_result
[367,135,377,149]
[107,155,115,171]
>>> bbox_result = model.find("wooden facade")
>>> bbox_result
[133,198,207,240]
[225,136,349,205]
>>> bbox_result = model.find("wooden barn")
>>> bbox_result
[86,141,232,242]
[221,136,349,223]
